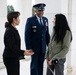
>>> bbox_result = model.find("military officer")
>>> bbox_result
[25,3,50,75]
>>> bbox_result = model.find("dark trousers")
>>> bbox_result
[30,53,45,75]
[3,58,20,75]
[46,58,66,75]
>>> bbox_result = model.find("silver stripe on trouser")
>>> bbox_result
[47,64,54,75]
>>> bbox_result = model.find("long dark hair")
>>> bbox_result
[53,14,72,43]
[5,11,20,28]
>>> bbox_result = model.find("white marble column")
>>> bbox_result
[71,0,76,75]
[17,0,32,51]
[0,0,7,69]
[62,0,76,75]
[67,0,72,75]
[61,0,73,75]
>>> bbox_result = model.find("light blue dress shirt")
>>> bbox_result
[36,15,43,25]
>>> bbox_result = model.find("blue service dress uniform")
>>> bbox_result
[25,15,50,75]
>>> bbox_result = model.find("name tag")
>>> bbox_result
[32,26,37,28]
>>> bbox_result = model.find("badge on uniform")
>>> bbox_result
[44,20,48,26]
[32,26,37,28]
[33,29,36,32]
[32,26,37,32]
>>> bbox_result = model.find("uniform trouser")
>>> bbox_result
[30,53,45,75]
[46,58,66,75]
[3,58,20,75]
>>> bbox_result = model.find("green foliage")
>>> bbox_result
[32,7,35,16]
[7,5,15,14]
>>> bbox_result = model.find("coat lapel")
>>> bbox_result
[42,17,45,26]
[34,15,40,25]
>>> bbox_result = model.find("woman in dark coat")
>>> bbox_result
[3,11,34,75]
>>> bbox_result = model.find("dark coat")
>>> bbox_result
[3,25,24,58]
[25,15,50,53]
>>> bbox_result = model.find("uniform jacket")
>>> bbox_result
[25,15,50,53]
[3,25,24,58]
[45,30,71,60]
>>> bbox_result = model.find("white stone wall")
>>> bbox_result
[0,0,7,69]
[0,0,7,63]
[71,0,76,75]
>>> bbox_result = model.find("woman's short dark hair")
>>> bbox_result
[5,11,20,28]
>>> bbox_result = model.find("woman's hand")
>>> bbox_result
[46,58,49,64]
[48,60,52,65]
[24,49,34,56]
[46,58,52,65]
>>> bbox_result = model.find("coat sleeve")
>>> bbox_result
[46,19,50,46]
[25,18,32,50]
[45,46,50,59]
[51,31,71,60]
[6,30,24,57]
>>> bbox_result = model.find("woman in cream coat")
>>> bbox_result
[46,14,72,75]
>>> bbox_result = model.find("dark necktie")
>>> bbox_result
[40,18,43,25]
